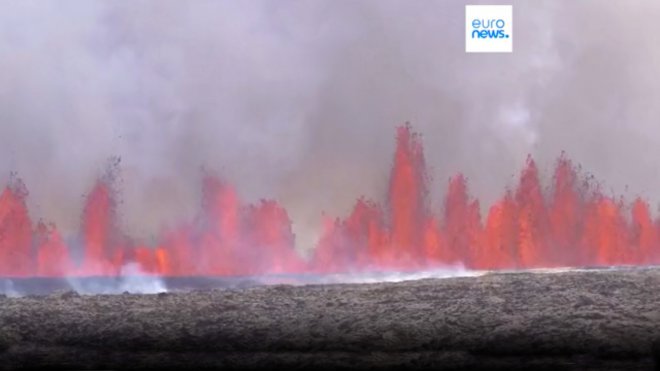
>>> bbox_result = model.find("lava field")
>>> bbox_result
[2,267,660,370]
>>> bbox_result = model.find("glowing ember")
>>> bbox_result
[1,123,659,278]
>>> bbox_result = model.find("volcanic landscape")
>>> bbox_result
[1,123,659,281]
[2,267,660,370]
[2,124,660,369]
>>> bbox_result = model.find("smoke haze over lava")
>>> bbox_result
[0,1,660,280]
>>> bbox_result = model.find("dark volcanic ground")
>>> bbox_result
[2,268,660,370]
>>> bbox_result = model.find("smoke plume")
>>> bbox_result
[0,0,659,254]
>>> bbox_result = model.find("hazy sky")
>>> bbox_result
[0,0,659,250]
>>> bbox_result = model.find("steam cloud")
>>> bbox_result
[0,0,659,254]
[65,263,168,295]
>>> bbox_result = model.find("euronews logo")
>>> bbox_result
[471,19,509,39]
[466,5,512,53]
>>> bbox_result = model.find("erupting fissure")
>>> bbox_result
[1,123,659,277]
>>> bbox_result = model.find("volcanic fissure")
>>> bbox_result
[0,123,657,278]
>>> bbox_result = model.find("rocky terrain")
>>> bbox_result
[2,267,660,370]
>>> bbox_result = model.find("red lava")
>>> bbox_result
[1,123,658,277]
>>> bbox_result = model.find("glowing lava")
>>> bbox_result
[0,123,659,277]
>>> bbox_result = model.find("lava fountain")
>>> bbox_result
[0,123,659,280]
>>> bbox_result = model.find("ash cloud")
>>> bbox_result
[0,0,659,252]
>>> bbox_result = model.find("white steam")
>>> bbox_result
[310,265,483,284]
[64,263,167,295]
[1,279,21,298]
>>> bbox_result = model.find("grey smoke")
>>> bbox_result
[0,1,659,254]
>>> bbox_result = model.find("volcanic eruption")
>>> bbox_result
[0,122,658,279]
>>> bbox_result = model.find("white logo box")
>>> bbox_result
[466,5,513,53]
